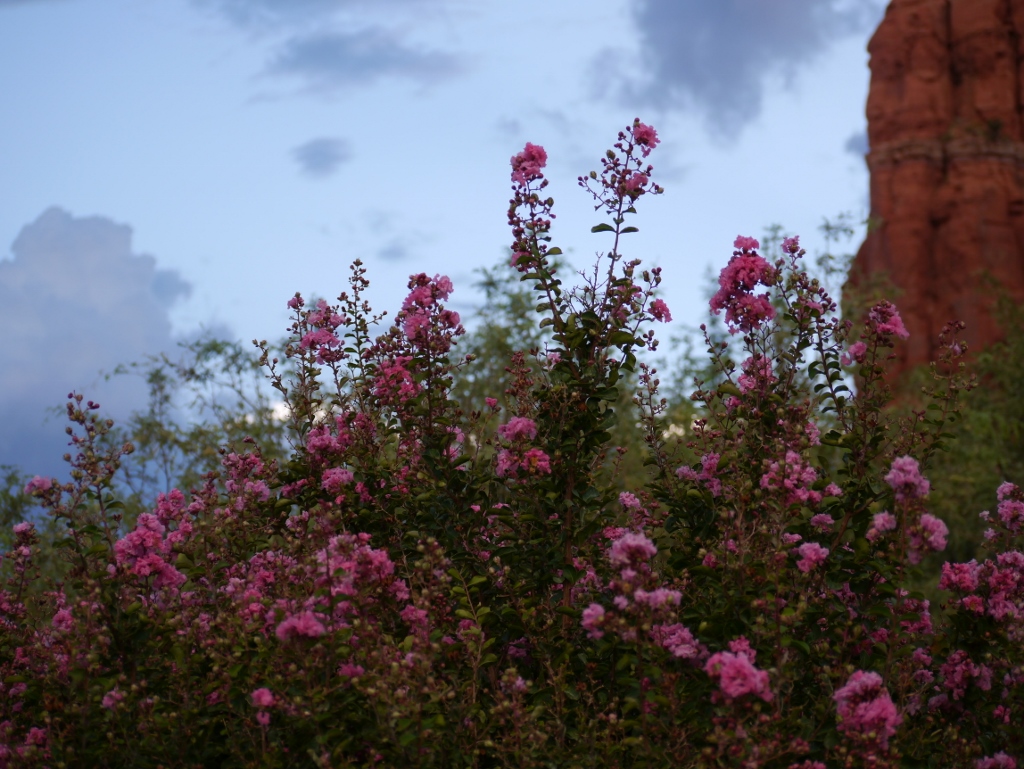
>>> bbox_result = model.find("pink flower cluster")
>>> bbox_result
[630,120,660,157]
[759,450,820,507]
[112,513,186,590]
[709,236,776,333]
[794,542,829,573]
[938,550,1024,622]
[737,354,775,394]
[676,453,722,497]
[833,670,901,749]
[704,642,772,703]
[494,417,551,479]
[868,300,910,339]
[510,142,548,186]
[996,482,1024,533]
[884,456,930,502]
[649,298,672,322]
[398,273,461,350]
[841,340,868,366]
[607,532,657,568]
[298,298,346,364]
[908,513,948,564]
[977,753,1018,769]
[938,649,992,701]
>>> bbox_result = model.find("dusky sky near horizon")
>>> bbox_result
[0,0,885,477]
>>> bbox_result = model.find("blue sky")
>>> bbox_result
[0,0,885,477]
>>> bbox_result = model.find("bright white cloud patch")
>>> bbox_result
[0,207,190,476]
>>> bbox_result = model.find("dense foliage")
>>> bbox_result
[1,122,1022,769]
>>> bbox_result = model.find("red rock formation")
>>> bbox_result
[848,0,1024,380]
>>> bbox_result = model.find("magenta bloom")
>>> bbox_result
[649,298,672,322]
[631,121,660,156]
[795,542,829,573]
[608,532,657,567]
[866,511,897,542]
[884,456,930,502]
[833,670,902,749]
[868,300,910,339]
[275,611,326,642]
[704,650,773,702]
[976,753,1017,769]
[938,560,980,593]
[322,467,355,494]
[710,241,776,333]
[918,513,948,551]
[498,417,538,442]
[251,688,275,708]
[841,341,868,366]
[581,603,606,639]
[650,623,704,660]
[23,475,52,495]
[101,688,125,710]
[511,142,548,185]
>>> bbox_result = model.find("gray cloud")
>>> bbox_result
[268,29,461,91]
[617,0,885,140]
[292,136,352,178]
[0,208,191,477]
[844,129,869,157]
[377,242,408,262]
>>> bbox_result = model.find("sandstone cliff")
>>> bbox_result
[848,0,1024,380]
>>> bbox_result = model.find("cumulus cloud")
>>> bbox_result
[0,208,191,477]
[292,137,352,178]
[268,29,461,91]
[616,0,885,140]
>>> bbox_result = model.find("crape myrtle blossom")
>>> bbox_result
[510,142,547,185]
[607,532,657,568]
[709,236,777,333]
[833,670,902,749]
[676,453,722,497]
[976,753,1018,769]
[760,450,820,507]
[795,542,829,573]
[868,300,910,339]
[908,514,948,564]
[703,647,773,703]
[885,456,930,502]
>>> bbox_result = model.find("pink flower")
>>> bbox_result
[619,492,642,509]
[781,235,801,254]
[51,608,73,632]
[251,688,275,708]
[23,476,52,495]
[521,448,551,475]
[737,354,775,394]
[485,397,499,409]
[321,467,355,494]
[631,121,660,156]
[622,172,649,196]
[12,521,34,535]
[633,588,682,608]
[511,142,547,185]
[275,611,326,642]
[498,417,538,442]
[919,513,948,551]
[257,711,271,727]
[339,663,365,678]
[976,753,1017,769]
[841,341,868,366]
[795,542,829,573]
[733,235,759,251]
[102,689,125,710]
[884,456,930,502]
[704,650,773,702]
[868,300,909,339]
[651,623,704,660]
[582,604,606,639]
[710,242,776,335]
[866,511,897,542]
[649,298,672,322]
[608,532,657,567]
[810,514,834,531]
[833,670,901,748]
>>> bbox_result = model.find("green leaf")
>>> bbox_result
[620,226,639,234]
[590,223,615,233]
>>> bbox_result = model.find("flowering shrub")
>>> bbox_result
[1,120,1022,768]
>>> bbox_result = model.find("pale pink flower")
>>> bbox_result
[23,476,52,495]
[833,670,901,748]
[631,121,660,156]
[276,611,326,642]
[582,603,605,639]
[704,650,772,702]
[251,688,275,708]
[649,298,672,322]
[102,689,125,710]
[498,417,538,442]
[868,300,910,339]
[885,456,930,501]
[976,753,1017,769]
[795,542,829,573]
[651,623,704,660]
[511,142,547,185]
[608,532,657,567]
[866,511,897,542]
[841,340,868,366]
[810,514,834,532]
